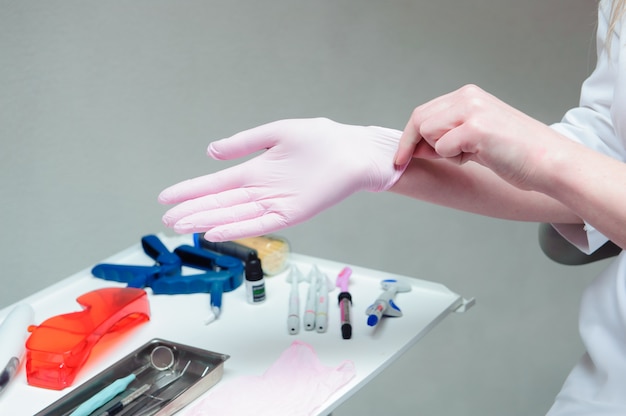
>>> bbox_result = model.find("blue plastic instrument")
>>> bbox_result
[92,235,244,318]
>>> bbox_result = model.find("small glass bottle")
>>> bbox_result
[245,256,266,304]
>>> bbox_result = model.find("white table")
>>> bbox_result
[0,234,473,415]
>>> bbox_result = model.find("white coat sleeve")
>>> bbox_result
[550,0,623,254]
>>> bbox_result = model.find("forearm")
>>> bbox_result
[390,158,582,224]
[535,138,626,250]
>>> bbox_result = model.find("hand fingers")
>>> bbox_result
[418,106,463,150]
[414,86,497,160]
[203,213,290,242]
[158,162,253,204]
[169,198,269,232]
[424,85,501,160]
[395,91,461,165]
[165,198,290,242]
[208,120,285,160]
[395,116,422,166]
[161,187,259,226]
[432,122,474,159]
[411,140,442,160]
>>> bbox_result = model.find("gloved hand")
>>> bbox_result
[159,118,408,241]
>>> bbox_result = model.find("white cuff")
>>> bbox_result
[551,222,609,255]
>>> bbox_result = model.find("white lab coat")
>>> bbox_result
[547,0,626,414]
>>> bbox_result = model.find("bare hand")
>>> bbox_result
[395,84,571,190]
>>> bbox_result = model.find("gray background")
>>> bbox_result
[0,1,609,415]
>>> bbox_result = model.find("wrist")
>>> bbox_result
[361,125,408,192]
[531,138,585,197]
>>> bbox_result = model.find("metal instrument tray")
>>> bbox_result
[35,338,229,416]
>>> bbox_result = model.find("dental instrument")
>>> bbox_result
[92,235,243,325]
[313,266,330,333]
[69,345,175,416]
[336,267,353,339]
[0,303,34,396]
[287,265,303,335]
[303,268,318,331]
[366,279,412,327]
[97,383,151,416]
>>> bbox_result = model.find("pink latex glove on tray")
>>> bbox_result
[159,118,408,242]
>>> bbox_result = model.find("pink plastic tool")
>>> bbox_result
[25,287,150,390]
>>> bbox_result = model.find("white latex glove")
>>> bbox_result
[159,118,408,241]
